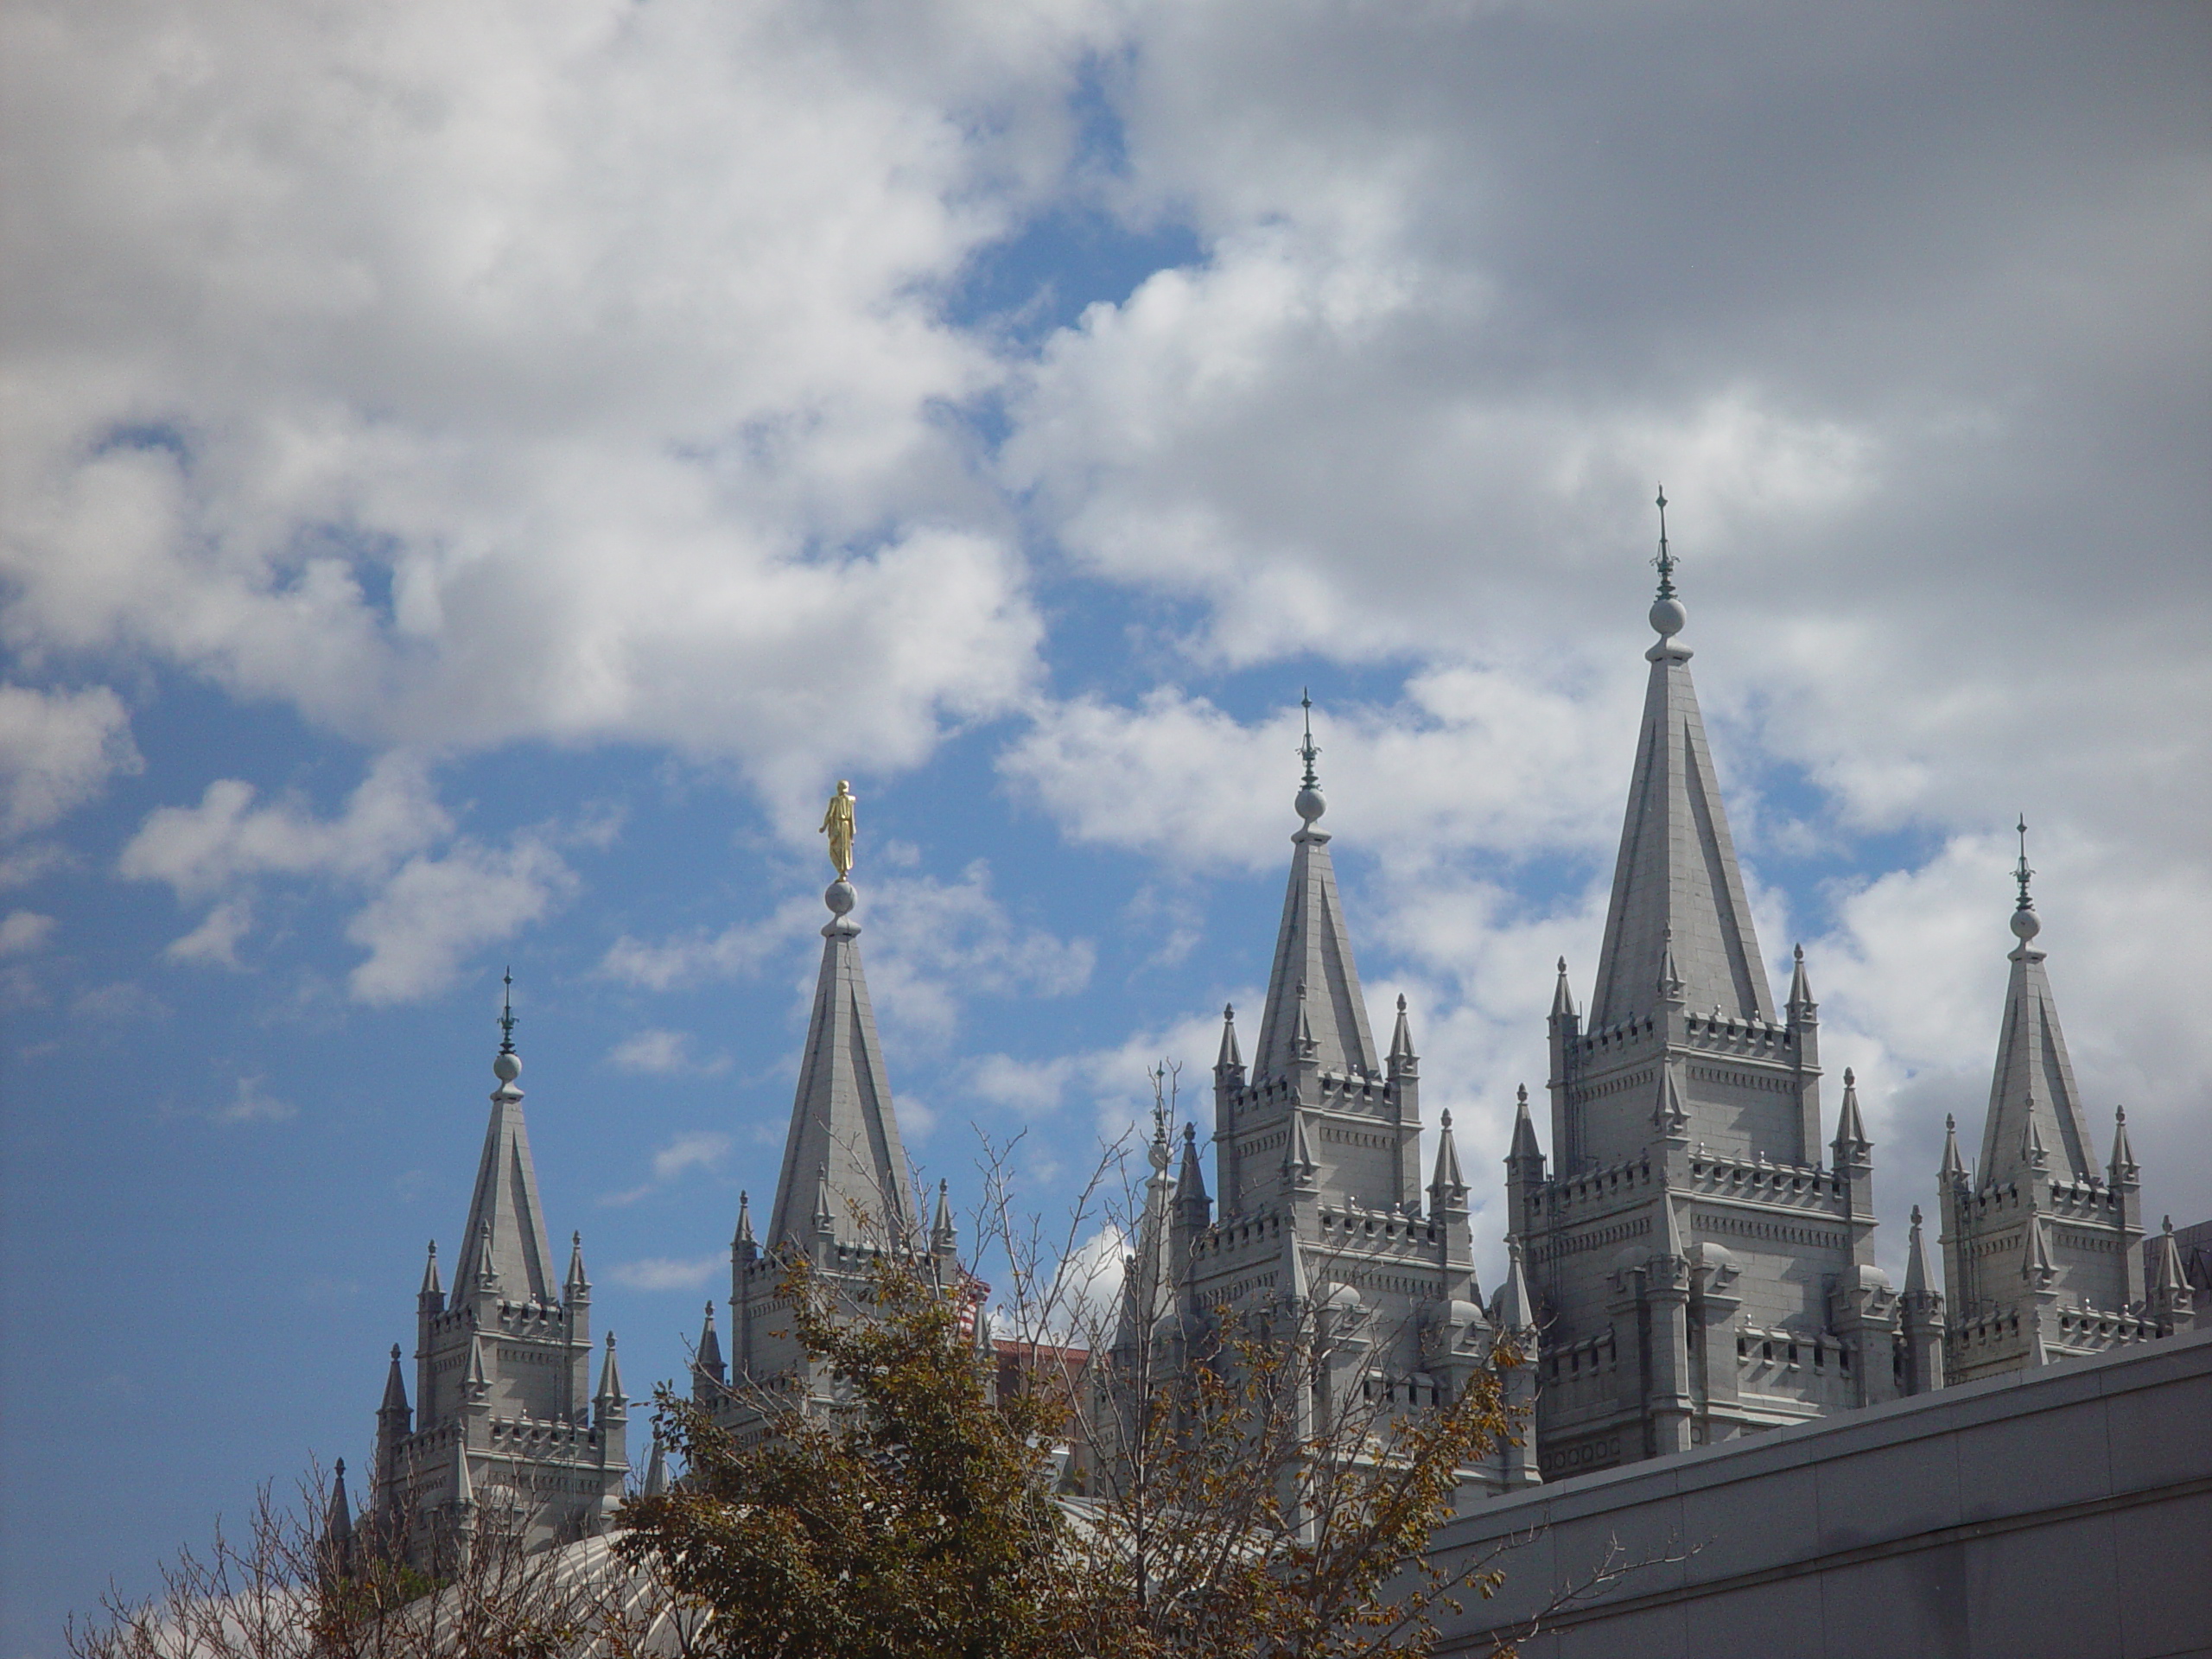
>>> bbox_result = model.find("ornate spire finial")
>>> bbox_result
[1293,689,1327,827]
[498,966,517,1055]
[2011,814,2038,922]
[1648,487,1688,639]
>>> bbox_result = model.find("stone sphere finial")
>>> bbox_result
[825,878,856,917]
[1295,783,1326,824]
[493,1048,522,1084]
[1650,594,1688,638]
[2011,905,2041,942]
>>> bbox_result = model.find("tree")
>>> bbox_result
[620,1125,1532,1659]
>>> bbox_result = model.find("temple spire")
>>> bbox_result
[766,873,913,1251]
[1428,1109,1466,1208]
[1252,693,1381,1080]
[451,982,558,1305]
[594,1334,626,1419]
[1587,499,1774,1031]
[1832,1068,1870,1163]
[1216,1003,1243,1073]
[1904,1206,1936,1299]
[695,1301,725,1388]
[1978,831,2096,1185]
[1940,1113,1968,1185]
[643,1434,669,1499]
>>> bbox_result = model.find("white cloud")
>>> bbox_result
[608,1027,728,1076]
[0,0,1122,811]
[120,752,575,1001]
[213,1074,296,1125]
[0,683,142,837]
[344,834,576,1005]
[652,1131,733,1182]
[606,1253,724,1293]
[0,910,55,956]
[166,899,253,967]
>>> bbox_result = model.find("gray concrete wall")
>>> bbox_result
[1428,1327,2212,1659]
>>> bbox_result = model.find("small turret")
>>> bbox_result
[566,1231,591,1301]
[418,1242,443,1313]
[1786,943,1815,1018]
[2021,1102,2049,1173]
[594,1333,626,1422]
[2146,1218,2196,1336]
[321,1460,356,1580]
[1898,1206,1947,1396]
[1427,1110,1467,1213]
[1939,1114,1968,1187]
[1175,1122,1211,1232]
[695,1301,726,1390]
[2022,1212,2056,1288]
[732,1190,756,1261]
[462,1329,491,1405]
[1388,994,1418,1078]
[643,1434,669,1499]
[2108,1106,2139,1188]
[1832,1069,1870,1166]
[378,1343,410,1427]
[1549,957,1576,1024]
[1215,1003,1243,1082]
[931,1179,958,1258]
[1279,1219,1310,1309]
[1651,1067,1690,1141]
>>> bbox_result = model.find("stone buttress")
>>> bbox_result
[368,986,626,1564]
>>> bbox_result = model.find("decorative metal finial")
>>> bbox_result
[499,967,517,1054]
[1298,686,1320,790]
[2014,815,2034,912]
[1652,485,1677,601]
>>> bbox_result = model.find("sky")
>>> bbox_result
[3,1,2209,1649]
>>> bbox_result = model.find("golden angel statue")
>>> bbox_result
[820,780,857,878]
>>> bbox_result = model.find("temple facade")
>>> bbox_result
[357,513,2197,1541]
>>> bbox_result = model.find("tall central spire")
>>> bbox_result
[1251,691,1381,1080]
[1587,500,1773,1030]
[766,870,913,1249]
[450,973,558,1304]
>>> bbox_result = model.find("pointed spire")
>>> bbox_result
[1657,926,1685,1001]
[1833,1068,1870,1164]
[643,1433,669,1499]
[766,874,913,1251]
[1550,957,1576,1021]
[323,1460,355,1560]
[931,1179,958,1255]
[594,1333,626,1416]
[696,1301,725,1386]
[452,1438,475,1510]
[566,1230,589,1297]
[379,1343,410,1418]
[2013,815,2036,919]
[452,985,559,1306]
[1253,692,1382,1083]
[1499,1240,1536,1331]
[2108,1106,2139,1186]
[1215,1003,1243,1074]
[2021,1105,2049,1172]
[463,1328,491,1402]
[1651,484,1678,603]
[1657,1190,1688,1262]
[733,1190,756,1254]
[2021,1211,2056,1287]
[1904,1206,1936,1300]
[418,1240,442,1301]
[1388,994,1417,1074]
[1279,1220,1310,1307]
[1980,830,2095,1185]
[2027,1319,2050,1367]
[1175,1122,1211,1228]
[1588,502,1774,1030]
[1940,1113,1968,1185]
[1787,943,1815,1014]
[1428,1109,1467,1206]
[2149,1217,2186,1299]
[1503,1092,1539,1167]
[1652,1068,1690,1137]
[1284,1105,1319,1186]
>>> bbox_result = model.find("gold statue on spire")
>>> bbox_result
[820,779,857,878]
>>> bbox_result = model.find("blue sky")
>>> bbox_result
[4,3,2209,1650]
